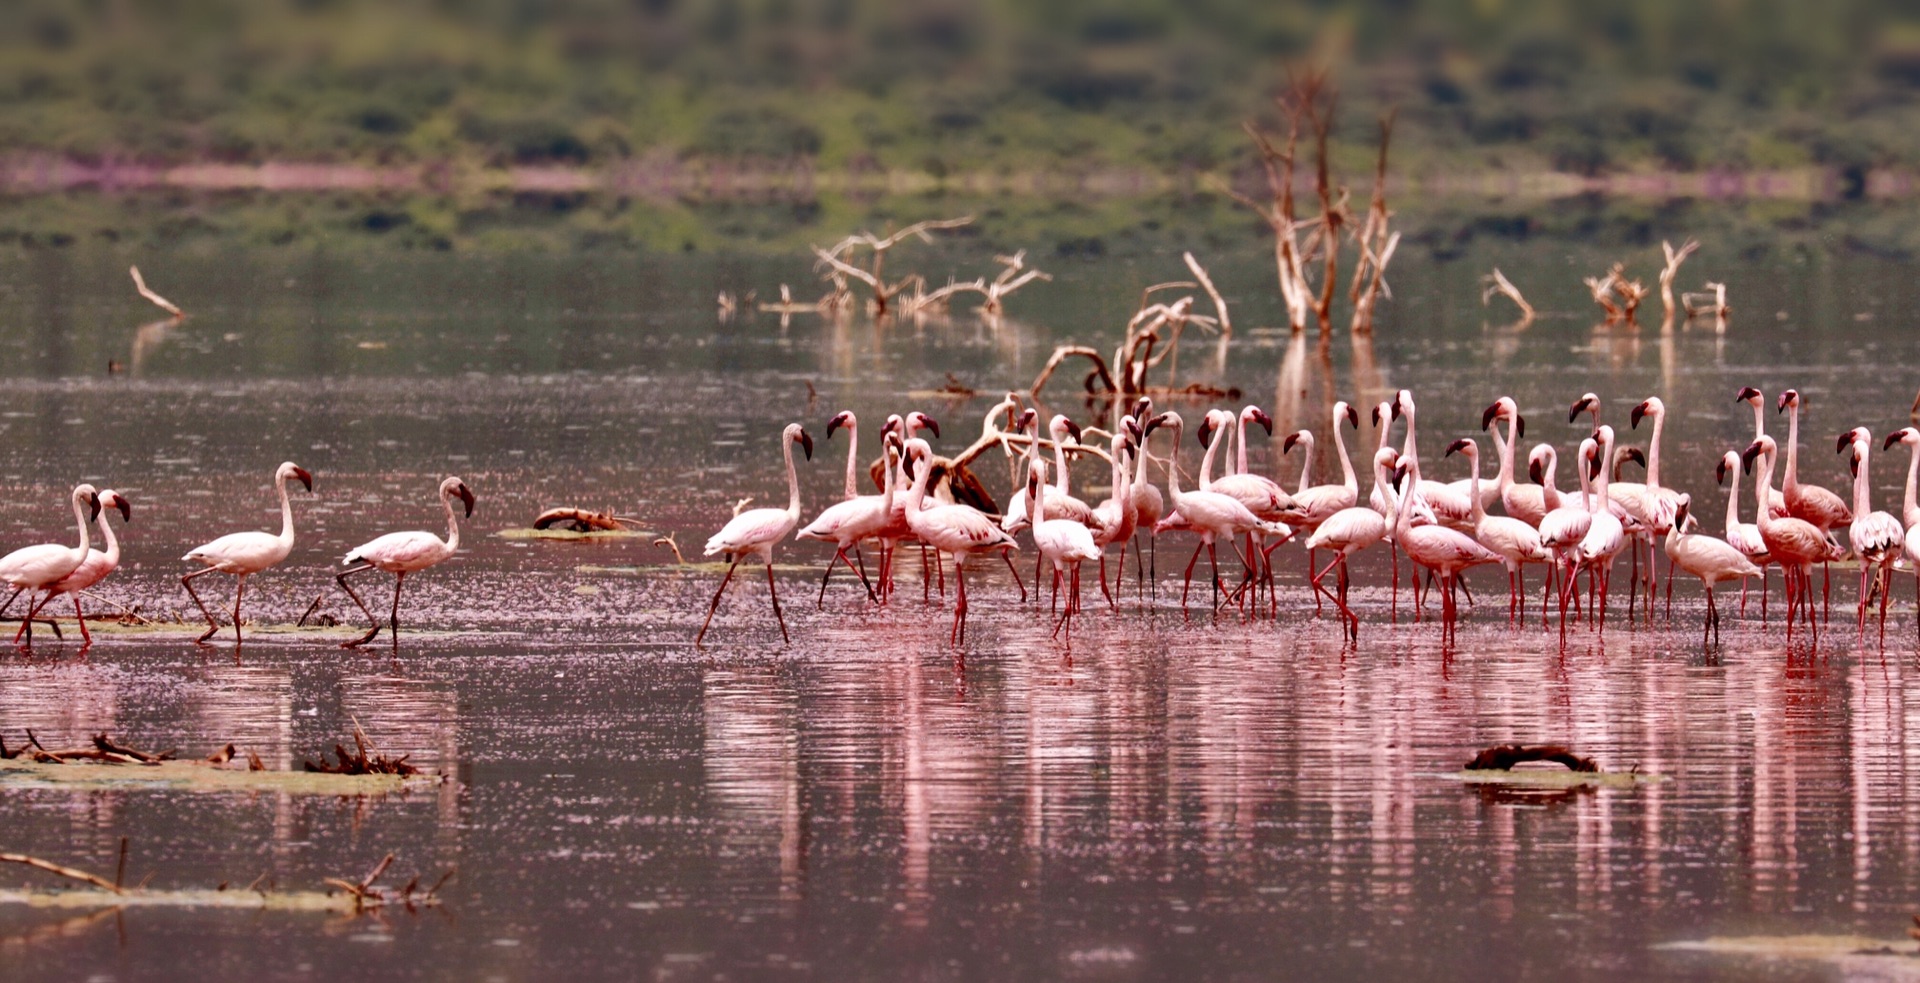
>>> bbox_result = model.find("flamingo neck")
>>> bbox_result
[880,450,897,512]
[1050,432,1072,495]
[1466,449,1486,526]
[275,474,296,548]
[1592,434,1613,506]
[1132,430,1153,489]
[441,492,462,553]
[1540,451,1559,502]
[1295,437,1314,496]
[1750,400,1765,441]
[1234,415,1250,476]
[1399,404,1418,482]
[1198,420,1228,492]
[96,510,120,566]
[1165,423,1187,501]
[1574,449,1595,515]
[905,454,934,514]
[1646,407,1665,488]
[1333,416,1356,495]
[1783,402,1802,491]
[70,493,92,560]
[1903,439,1919,521]
[1724,462,1744,535]
[1490,419,1513,493]
[1852,442,1872,518]
[1030,464,1049,524]
[781,434,802,520]
[1754,451,1778,532]
[841,419,859,499]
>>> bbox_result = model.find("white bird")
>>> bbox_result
[1146,411,1291,616]
[1735,387,1788,516]
[1027,459,1101,636]
[336,476,476,648]
[0,484,106,648]
[1393,390,1474,530]
[1883,426,1920,530]
[1393,450,1501,639]
[1627,397,1686,617]
[1664,495,1762,644]
[1304,446,1398,640]
[698,424,812,646]
[1538,438,1596,630]
[1777,388,1852,621]
[797,412,891,605]
[1838,429,1906,638]
[1715,450,1772,619]
[1126,397,1166,591]
[1572,425,1630,631]
[1210,406,1295,518]
[27,490,132,650]
[1743,435,1837,631]
[1283,403,1362,608]
[1446,437,1549,628]
[1090,424,1138,607]
[1481,397,1547,525]
[901,437,1019,645]
[182,462,312,645]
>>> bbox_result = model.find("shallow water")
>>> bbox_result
[1,232,1919,979]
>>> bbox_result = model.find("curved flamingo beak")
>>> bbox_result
[1630,401,1649,430]
[1587,452,1603,482]
[1389,399,1404,422]
[912,414,940,439]
[1741,440,1764,474]
[1196,416,1214,447]
[797,429,814,461]
[1736,386,1761,403]
[1252,408,1274,435]
[1776,390,1796,413]
[1569,396,1596,424]
[880,417,900,437]
[1060,418,1082,443]
[1849,450,1860,478]
[1716,458,1730,484]
[292,466,314,493]
[1282,432,1302,454]
[87,491,101,523]
[1622,447,1646,470]
[1836,431,1855,454]
[1018,408,1038,433]
[456,482,476,518]
[1391,464,1410,489]
[1886,431,1904,451]
[826,412,852,439]
[1371,404,1383,427]
[1142,412,1170,440]
[1444,437,1472,458]
[109,493,131,522]
[1527,457,1544,484]
[1131,397,1152,421]
[1515,415,1526,439]
[1481,403,1500,431]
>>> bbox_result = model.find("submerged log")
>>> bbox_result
[1463,744,1597,772]
[532,507,637,532]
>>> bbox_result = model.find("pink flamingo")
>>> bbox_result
[796,411,889,604]
[1481,398,1547,525]
[901,437,1019,645]
[1538,438,1595,631]
[1303,447,1399,641]
[1145,411,1291,616]
[1735,387,1788,516]
[1664,496,1761,645]
[1715,450,1772,620]
[1393,390,1474,532]
[1393,453,1500,641]
[181,463,313,645]
[1446,437,1548,627]
[1090,424,1138,607]
[1572,426,1630,632]
[1628,397,1685,618]
[698,424,811,645]
[1027,459,1101,636]
[1882,426,1920,529]
[23,489,131,650]
[1743,435,1835,633]
[0,484,107,647]
[1283,401,1361,613]
[1126,397,1166,591]
[1777,389,1852,621]
[336,476,476,647]
[1838,428,1905,639]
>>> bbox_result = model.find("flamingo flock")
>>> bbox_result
[700,385,1920,648]
[0,464,476,651]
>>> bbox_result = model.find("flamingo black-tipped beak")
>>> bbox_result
[919,415,941,439]
[1444,437,1471,458]
[1849,452,1860,478]
[1061,418,1082,443]
[1630,401,1649,429]
[1624,447,1647,469]
[1131,397,1152,420]
[1886,430,1908,451]
[1528,458,1544,484]
[1569,397,1595,423]
[1776,390,1795,413]
[1342,403,1359,429]
[293,467,314,493]
[1142,412,1169,440]
[826,412,851,439]
[1741,440,1764,473]
[1587,453,1603,482]
[1195,418,1213,447]
[1716,459,1730,484]
[1391,464,1410,489]
[1283,432,1301,454]
[1370,404,1383,427]
[1018,408,1038,433]
[1737,386,1761,403]
[798,429,814,461]
[1836,432,1854,454]
[87,492,101,523]
[1481,403,1500,431]
[879,417,900,437]
[110,493,131,522]
[1389,400,1403,422]
[1253,408,1274,435]
[1515,415,1527,439]
[457,483,476,517]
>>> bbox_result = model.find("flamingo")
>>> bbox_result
[1445,437,1548,627]
[697,424,811,646]
[1883,426,1920,529]
[1838,429,1905,639]
[336,476,476,648]
[1571,426,1630,632]
[1090,425,1138,607]
[1628,397,1686,618]
[1304,447,1399,640]
[1393,390,1474,531]
[1481,398,1546,524]
[1393,452,1501,640]
[1777,389,1852,621]
[1570,393,1658,617]
[181,462,313,645]
[0,484,106,648]
[1367,400,1409,616]
[901,437,1019,645]
[1209,406,1294,609]
[1538,438,1596,631]
[1283,402,1362,613]
[1735,387,1788,516]
[797,412,891,604]
[1144,411,1291,616]
[1909,524,1920,640]
[1027,459,1101,636]
[1743,435,1836,632]
[1664,495,1762,645]
[1715,450,1773,619]
[1126,397,1166,590]
[23,489,132,650]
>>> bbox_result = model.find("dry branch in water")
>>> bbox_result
[1480,268,1535,321]
[532,507,639,532]
[1683,282,1730,320]
[1,851,124,894]
[323,853,453,913]
[1464,744,1598,772]
[653,534,687,564]
[1658,239,1699,322]
[1,731,176,765]
[302,724,418,776]
[811,216,975,315]
[1029,255,1232,400]
[130,266,184,318]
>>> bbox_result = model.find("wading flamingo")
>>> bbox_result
[1572,426,1630,632]
[1126,397,1166,591]
[1538,439,1596,632]
[181,463,313,645]
[1145,411,1291,616]
[1777,389,1852,621]
[1664,495,1762,645]
[24,490,131,650]
[0,484,105,647]
[336,476,476,647]
[797,412,891,604]
[1393,453,1501,641]
[1303,447,1399,641]
[1482,398,1546,524]
[1393,390,1474,531]
[1027,459,1101,636]
[1628,397,1686,618]
[1715,451,1772,620]
[1743,435,1834,633]
[1838,429,1905,639]
[1735,387,1788,515]
[1090,425,1138,607]
[1283,402,1362,612]
[1446,437,1548,627]
[698,424,812,646]
[902,437,1019,645]
[1884,426,1920,529]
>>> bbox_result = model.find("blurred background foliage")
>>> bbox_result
[4,0,1920,252]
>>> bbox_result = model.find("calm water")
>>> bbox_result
[1,226,1919,980]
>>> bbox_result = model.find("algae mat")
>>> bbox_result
[0,757,443,796]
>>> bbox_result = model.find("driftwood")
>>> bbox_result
[1683,281,1730,321]
[323,853,453,913]
[1463,744,1597,772]
[1,851,125,894]
[1658,238,1700,323]
[1481,268,1535,321]
[302,724,418,776]
[532,507,639,532]
[810,217,975,315]
[1028,261,1233,401]
[653,534,688,564]
[130,266,184,318]
[1,731,177,766]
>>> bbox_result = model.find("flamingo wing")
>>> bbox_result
[0,543,85,589]
[184,530,288,575]
[346,530,451,572]
[706,508,796,556]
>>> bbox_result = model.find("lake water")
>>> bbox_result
[2,216,1919,980]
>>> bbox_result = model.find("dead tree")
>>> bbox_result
[1481,268,1535,322]
[1657,238,1699,323]
[1028,257,1231,401]
[809,217,974,315]
[1346,111,1401,334]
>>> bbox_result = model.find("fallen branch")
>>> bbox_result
[532,508,639,532]
[322,853,453,913]
[130,266,184,318]
[1030,346,1118,397]
[302,724,418,776]
[1658,238,1700,322]
[1464,744,1597,772]
[1183,252,1231,338]
[1480,268,1535,320]
[653,534,687,565]
[1,851,123,894]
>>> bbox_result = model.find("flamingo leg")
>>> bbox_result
[337,562,385,647]
[1208,540,1222,615]
[951,558,968,646]
[1390,546,1400,623]
[1098,555,1116,610]
[388,570,407,645]
[1179,541,1205,616]
[181,567,226,644]
[1000,550,1028,603]
[231,575,247,646]
[67,594,90,649]
[1310,552,1359,634]
[851,544,877,601]
[1,586,27,645]
[695,557,741,646]
[18,591,55,648]
[765,563,789,645]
